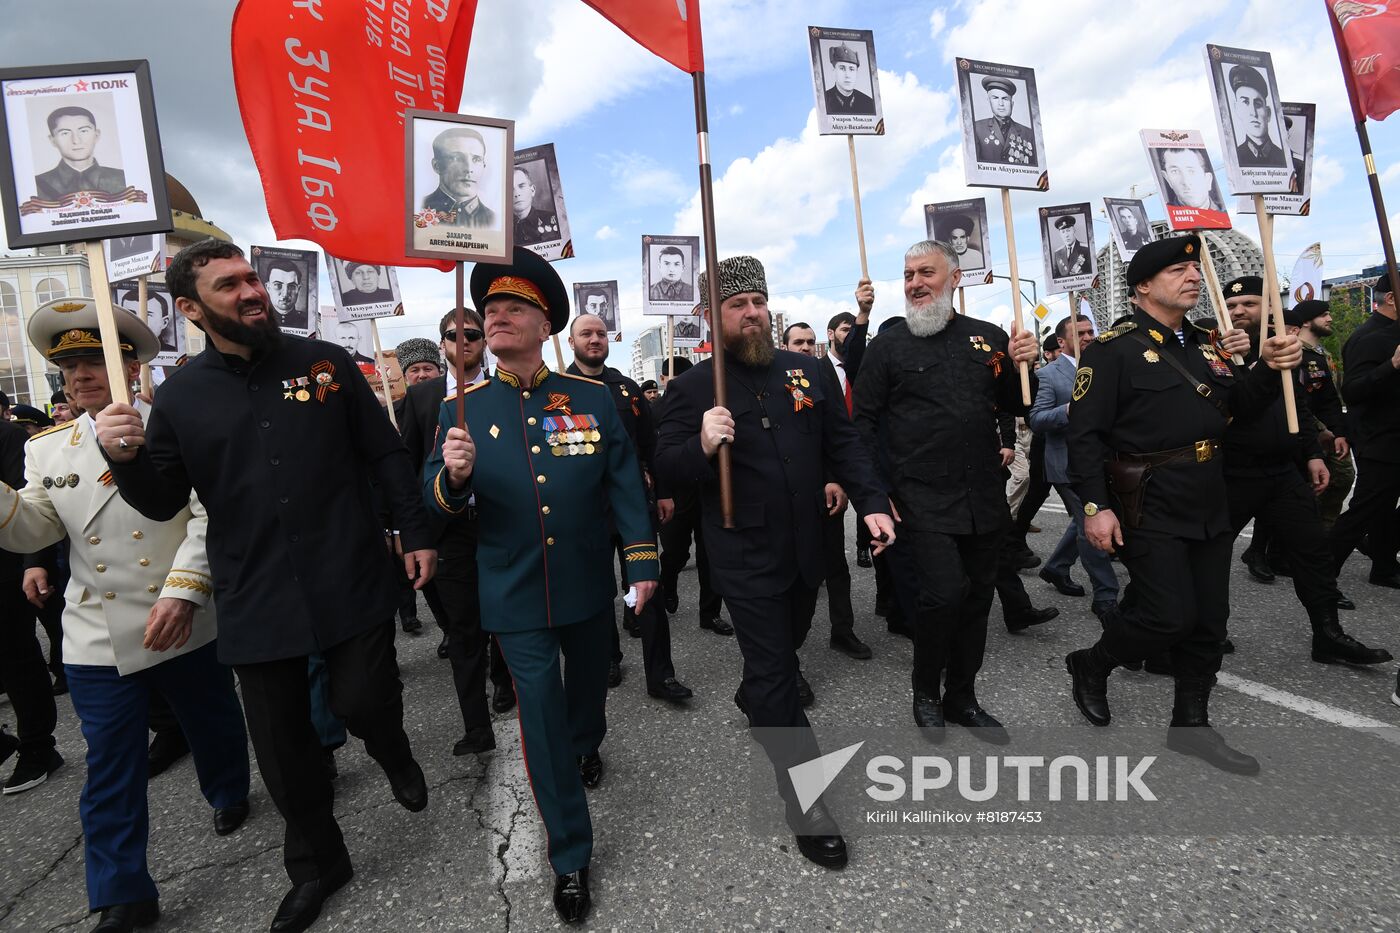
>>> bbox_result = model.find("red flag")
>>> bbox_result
[1328,0,1400,122]
[582,0,704,73]
[231,0,478,270]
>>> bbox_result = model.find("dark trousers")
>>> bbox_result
[66,642,249,910]
[909,529,1002,702]
[1101,529,1232,677]
[1330,455,1400,577]
[36,565,66,675]
[1228,470,1341,615]
[611,540,675,688]
[435,553,491,734]
[993,531,1035,621]
[0,560,57,758]
[1012,434,1052,539]
[822,508,856,637]
[234,621,412,883]
[494,609,611,875]
[727,583,822,795]
[659,498,722,619]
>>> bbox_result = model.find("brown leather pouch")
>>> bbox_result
[1105,459,1150,528]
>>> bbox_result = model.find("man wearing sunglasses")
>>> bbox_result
[398,310,516,758]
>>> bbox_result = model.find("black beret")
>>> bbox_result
[639,380,658,391]
[1223,275,1263,298]
[51,388,66,407]
[1042,333,1060,353]
[1375,275,1395,298]
[981,76,1015,96]
[664,356,693,377]
[1125,234,1202,288]
[1229,64,1268,97]
[1290,299,1329,325]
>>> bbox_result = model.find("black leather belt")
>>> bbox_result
[1118,440,1220,467]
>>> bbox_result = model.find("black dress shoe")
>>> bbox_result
[270,859,353,933]
[1038,568,1085,597]
[147,730,189,778]
[797,671,815,707]
[1165,726,1260,775]
[1014,550,1042,570]
[787,799,848,869]
[387,759,428,812]
[647,677,694,703]
[454,726,497,756]
[578,753,603,789]
[1368,570,1400,589]
[944,703,1010,745]
[213,799,250,836]
[829,631,873,660]
[436,634,450,659]
[1312,626,1394,665]
[912,691,945,742]
[607,660,623,688]
[491,682,516,713]
[1065,650,1112,726]
[1241,549,1275,583]
[664,587,679,615]
[400,615,423,635]
[856,546,873,568]
[553,868,591,924]
[92,897,159,932]
[1336,591,1356,611]
[1005,605,1058,633]
[700,614,735,636]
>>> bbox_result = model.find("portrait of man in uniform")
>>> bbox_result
[823,42,876,116]
[1228,64,1286,168]
[673,317,700,340]
[118,287,176,354]
[33,105,126,201]
[263,258,309,332]
[512,164,559,246]
[581,289,616,333]
[650,246,694,303]
[340,262,395,307]
[1049,215,1091,280]
[972,76,1035,166]
[1156,146,1226,213]
[333,320,374,366]
[936,213,984,271]
[1114,205,1151,252]
[422,126,496,228]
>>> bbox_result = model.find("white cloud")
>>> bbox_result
[728,103,745,116]
[1310,154,1345,196]
[606,152,690,208]
[1382,162,1400,185]
[595,225,619,241]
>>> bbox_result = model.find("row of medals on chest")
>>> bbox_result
[545,415,601,457]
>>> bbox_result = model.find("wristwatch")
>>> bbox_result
[1083,502,1100,517]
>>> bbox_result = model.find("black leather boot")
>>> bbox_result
[1065,643,1116,726]
[1309,608,1393,665]
[1165,676,1260,775]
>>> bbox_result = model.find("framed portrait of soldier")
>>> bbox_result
[924,198,991,278]
[1141,129,1231,231]
[1204,45,1293,196]
[1038,203,1096,295]
[103,231,164,283]
[642,234,700,316]
[513,143,573,262]
[1238,102,1316,217]
[111,279,184,367]
[1102,197,1154,261]
[670,312,708,349]
[955,57,1048,191]
[404,110,514,263]
[572,280,619,333]
[318,307,377,375]
[251,245,318,336]
[0,60,173,249]
[329,256,402,322]
[808,26,884,136]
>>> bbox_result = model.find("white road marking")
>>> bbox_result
[1216,672,1400,745]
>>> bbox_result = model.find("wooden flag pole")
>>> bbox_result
[666,315,675,380]
[370,319,397,429]
[847,135,870,280]
[1067,290,1078,361]
[1197,239,1242,364]
[999,188,1032,404]
[83,242,131,407]
[693,70,734,527]
[550,334,566,371]
[1252,195,1299,434]
[957,286,966,316]
[454,263,465,429]
[135,274,153,398]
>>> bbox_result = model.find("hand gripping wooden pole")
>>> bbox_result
[84,242,132,406]
[1197,239,1243,365]
[1000,189,1032,404]
[1252,195,1299,434]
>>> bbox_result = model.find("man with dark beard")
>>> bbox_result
[853,239,1042,744]
[95,238,437,933]
[656,256,894,869]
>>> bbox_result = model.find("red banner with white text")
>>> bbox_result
[583,0,703,73]
[1328,0,1400,122]
[231,0,478,270]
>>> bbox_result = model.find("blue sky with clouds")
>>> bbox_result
[2,0,1396,362]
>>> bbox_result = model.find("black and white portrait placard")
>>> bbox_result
[642,234,700,316]
[252,245,318,336]
[670,312,709,349]
[1039,203,1096,295]
[111,279,183,367]
[329,256,402,322]
[1204,44,1294,196]
[1102,197,1155,261]
[318,306,377,372]
[955,57,1048,191]
[404,110,514,263]
[808,26,884,136]
[924,198,991,278]
[1238,102,1316,217]
[1141,128,1232,231]
[103,231,164,283]
[513,143,573,262]
[572,280,619,333]
[0,60,172,249]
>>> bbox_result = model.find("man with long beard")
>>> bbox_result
[657,256,894,869]
[853,239,1042,744]
[96,238,437,933]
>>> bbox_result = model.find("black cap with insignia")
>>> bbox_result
[1286,299,1330,327]
[1222,275,1263,297]
[1125,234,1202,288]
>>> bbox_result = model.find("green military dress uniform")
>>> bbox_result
[423,362,658,875]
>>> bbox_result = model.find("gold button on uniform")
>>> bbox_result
[541,505,551,515]
[546,536,555,545]
[531,445,541,454]
[132,531,143,540]
[528,417,537,425]
[147,584,159,593]
[522,391,531,399]
[139,558,150,567]
[536,475,547,484]
[88,536,100,545]
[103,592,115,600]
[95,564,107,573]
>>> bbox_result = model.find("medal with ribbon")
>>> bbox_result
[543,392,572,416]
[986,350,1006,378]
[311,360,340,402]
[785,382,814,412]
